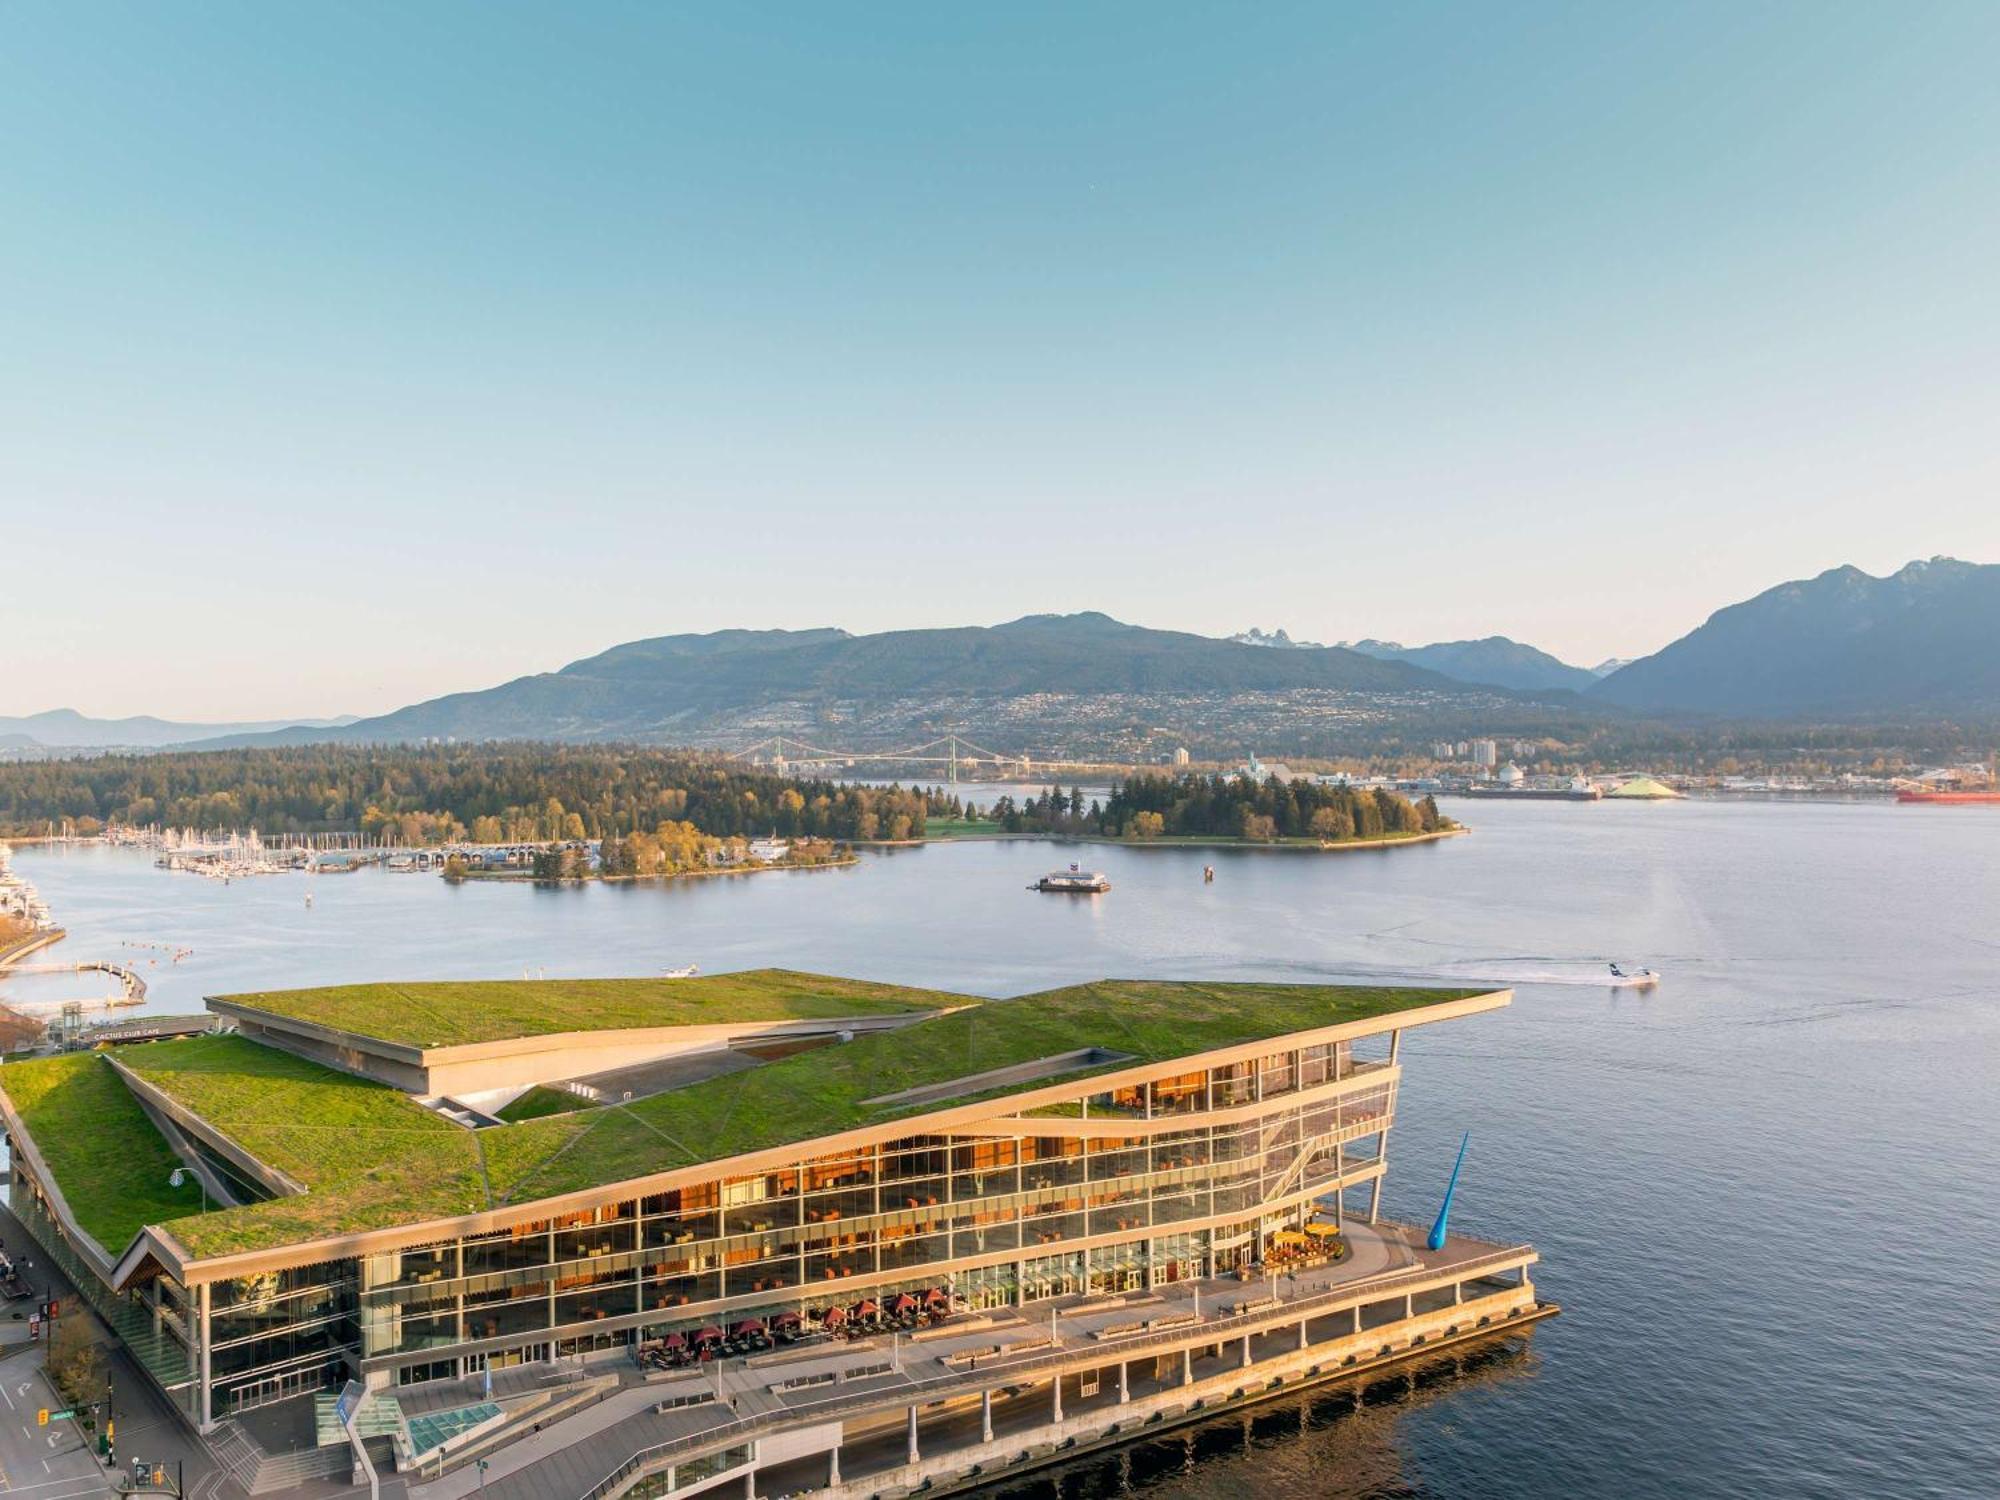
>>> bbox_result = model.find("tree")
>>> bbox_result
[1309,806,1352,843]
[1130,810,1165,839]
[1240,809,1278,841]
[46,1311,104,1411]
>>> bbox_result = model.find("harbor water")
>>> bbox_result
[4,798,1996,1499]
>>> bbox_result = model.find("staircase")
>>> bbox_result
[208,1419,354,1495]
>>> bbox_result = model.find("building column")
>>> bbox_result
[1453,1281,1463,1306]
[1368,1175,1383,1225]
[1404,1294,1413,1320]
[980,1388,993,1444]
[906,1404,919,1465]
[1118,1362,1129,1404]
[1351,1306,1362,1335]
[1051,1375,1063,1423]
[1240,1334,1251,1368]
[828,1442,841,1486]
[1182,1347,1193,1385]
[198,1281,213,1430]
[1298,1318,1308,1352]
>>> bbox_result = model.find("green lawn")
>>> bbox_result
[481,979,1481,1205]
[494,1084,602,1123]
[116,1033,490,1258]
[0,1053,190,1252]
[917,818,1005,838]
[9,973,1488,1261]
[212,968,968,1049]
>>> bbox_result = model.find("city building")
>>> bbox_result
[0,971,1552,1497]
[1172,746,1191,767]
[1471,739,1498,769]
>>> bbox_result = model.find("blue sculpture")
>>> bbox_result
[1427,1131,1469,1252]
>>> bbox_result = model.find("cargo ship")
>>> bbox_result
[1897,759,2000,804]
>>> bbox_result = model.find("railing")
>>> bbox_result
[573,1242,1534,1500]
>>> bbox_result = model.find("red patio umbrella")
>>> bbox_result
[886,1293,918,1314]
[772,1311,802,1328]
[923,1287,950,1306]
[822,1305,847,1326]
[694,1325,724,1344]
[731,1318,766,1337]
[661,1331,686,1349]
[852,1298,881,1318]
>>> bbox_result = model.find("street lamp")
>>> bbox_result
[167,1168,207,1215]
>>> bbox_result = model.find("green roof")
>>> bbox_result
[2,973,1488,1264]
[212,970,961,1048]
[0,1053,191,1253]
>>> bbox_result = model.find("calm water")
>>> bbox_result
[6,799,1998,1499]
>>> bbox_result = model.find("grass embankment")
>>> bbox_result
[495,1085,602,1123]
[117,1034,489,1258]
[0,1053,188,1252]
[216,969,963,1050]
[19,974,1485,1259]
[477,980,1478,1207]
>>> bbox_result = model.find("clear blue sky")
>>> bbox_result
[5,2,1997,719]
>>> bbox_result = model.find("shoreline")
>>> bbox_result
[867,826,1469,853]
[456,857,861,885]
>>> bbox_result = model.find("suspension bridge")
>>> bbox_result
[725,735,1139,782]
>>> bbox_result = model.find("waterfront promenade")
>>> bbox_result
[407,1219,1546,1500]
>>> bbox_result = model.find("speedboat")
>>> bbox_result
[1606,963,1660,988]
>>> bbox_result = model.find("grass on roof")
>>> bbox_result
[494,1085,602,1124]
[211,969,967,1049]
[116,1033,490,1258]
[0,1053,190,1253]
[480,980,1476,1204]
[10,976,1485,1262]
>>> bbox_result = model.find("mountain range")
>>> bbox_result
[215,613,1493,750]
[1587,557,2000,717]
[9,558,1995,751]
[1341,637,1601,694]
[0,708,360,750]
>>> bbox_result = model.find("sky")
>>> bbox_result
[4,2,1998,721]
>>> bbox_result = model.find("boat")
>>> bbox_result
[1031,865,1110,893]
[1895,757,2000,803]
[1606,964,1660,988]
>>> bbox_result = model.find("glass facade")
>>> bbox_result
[20,1038,1398,1422]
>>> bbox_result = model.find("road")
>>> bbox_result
[0,1353,116,1500]
[0,1201,231,1499]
